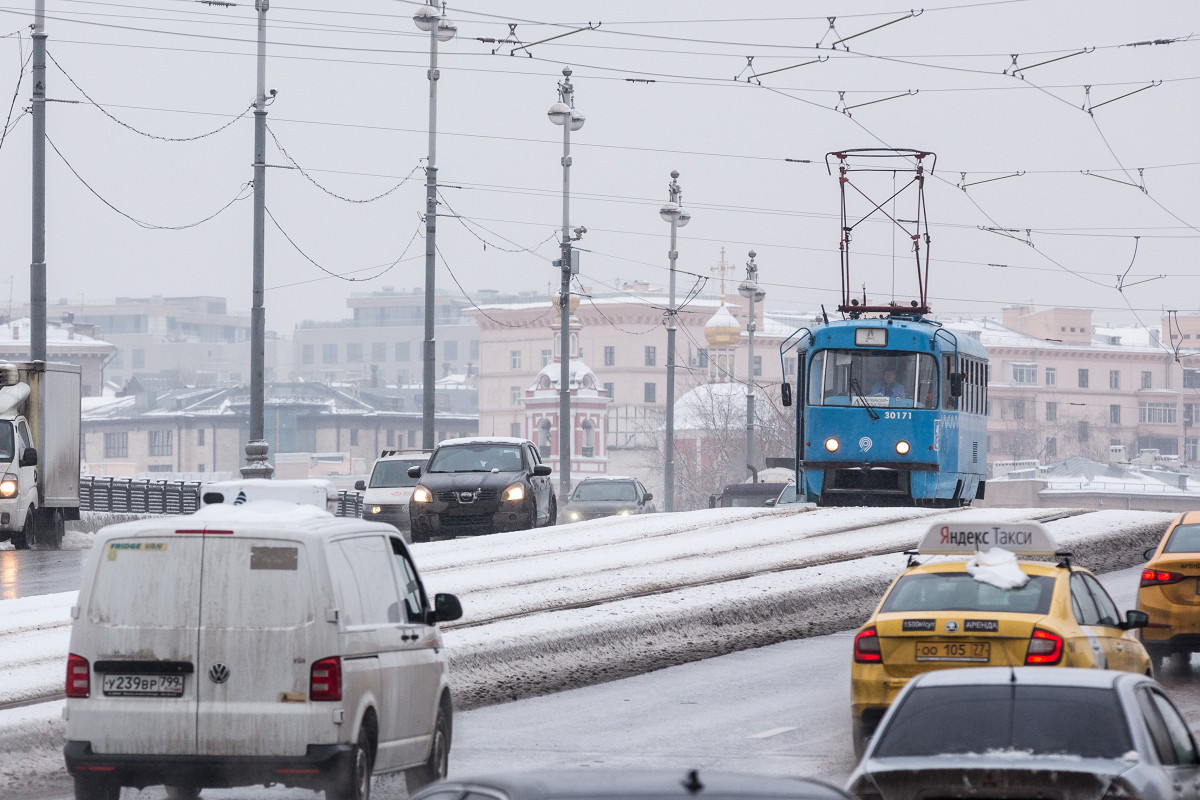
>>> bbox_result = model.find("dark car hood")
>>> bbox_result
[418,471,521,492]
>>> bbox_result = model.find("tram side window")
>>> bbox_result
[942,355,957,410]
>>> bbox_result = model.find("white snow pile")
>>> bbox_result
[965,547,1030,590]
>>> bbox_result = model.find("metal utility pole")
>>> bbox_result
[30,0,46,363]
[739,251,766,480]
[414,3,456,452]
[241,0,273,479]
[659,172,690,512]
[548,67,584,501]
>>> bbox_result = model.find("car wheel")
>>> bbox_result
[73,775,120,800]
[328,727,372,800]
[406,702,450,793]
[411,521,430,544]
[12,511,33,550]
[545,497,557,527]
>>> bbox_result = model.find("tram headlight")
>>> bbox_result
[895,440,911,455]
[824,437,840,453]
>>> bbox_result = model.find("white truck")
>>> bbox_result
[0,361,81,550]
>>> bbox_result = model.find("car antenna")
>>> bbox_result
[682,770,704,795]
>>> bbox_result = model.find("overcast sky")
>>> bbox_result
[0,0,1197,339]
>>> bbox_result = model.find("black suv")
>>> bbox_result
[408,437,556,541]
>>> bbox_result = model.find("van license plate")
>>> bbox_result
[915,641,991,662]
[102,674,185,697]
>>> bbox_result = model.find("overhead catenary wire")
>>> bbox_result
[266,122,421,203]
[264,206,423,283]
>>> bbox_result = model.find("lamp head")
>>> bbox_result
[547,102,571,125]
[413,4,438,31]
[435,17,457,42]
[569,109,585,131]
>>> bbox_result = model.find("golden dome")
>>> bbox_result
[704,303,742,348]
[552,294,581,313]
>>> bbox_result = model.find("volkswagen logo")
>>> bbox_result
[208,663,230,684]
[945,621,959,633]
[858,437,873,453]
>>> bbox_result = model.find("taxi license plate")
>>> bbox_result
[915,641,991,662]
[102,674,185,697]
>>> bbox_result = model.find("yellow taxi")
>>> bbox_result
[851,521,1151,754]
[1136,510,1200,668]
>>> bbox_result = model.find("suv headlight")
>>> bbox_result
[412,486,432,503]
[503,483,525,502]
[0,473,17,498]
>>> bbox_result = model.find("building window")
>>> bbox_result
[1139,402,1178,424]
[541,349,552,368]
[1078,420,1089,442]
[1109,370,1120,390]
[511,350,522,370]
[302,344,314,365]
[1187,438,1198,462]
[197,429,205,446]
[753,356,763,377]
[644,382,656,403]
[396,341,410,362]
[1045,437,1057,460]
[1045,401,1057,422]
[511,386,521,406]
[604,346,615,366]
[104,432,128,458]
[372,342,386,362]
[407,430,416,448]
[645,346,657,366]
[1185,369,1200,389]
[1110,404,1121,424]
[1011,363,1037,384]
[323,343,338,364]
[146,464,172,473]
[1186,404,1199,425]
[347,343,363,363]
[1011,400,1025,420]
[444,340,458,361]
[149,430,173,457]
[1045,368,1056,387]
[470,340,479,360]
[1078,369,1089,388]
[1141,371,1153,389]
[698,349,709,369]
[510,422,521,437]
[386,429,394,447]
[350,429,359,446]
[604,382,614,399]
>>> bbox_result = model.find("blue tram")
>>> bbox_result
[780,314,989,507]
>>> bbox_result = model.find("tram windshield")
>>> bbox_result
[807,350,937,408]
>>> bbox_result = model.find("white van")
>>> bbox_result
[201,477,341,513]
[63,500,463,800]
[354,451,429,541]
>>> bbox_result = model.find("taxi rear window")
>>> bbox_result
[880,573,1055,615]
[1164,523,1200,554]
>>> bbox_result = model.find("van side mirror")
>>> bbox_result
[1122,609,1149,630]
[19,447,36,468]
[431,593,463,624]
[354,480,365,491]
[407,465,421,478]
[781,382,792,407]
[533,464,552,477]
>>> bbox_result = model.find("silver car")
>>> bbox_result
[846,667,1200,800]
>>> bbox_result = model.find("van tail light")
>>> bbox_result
[1141,569,1185,587]
[854,626,882,664]
[66,653,90,698]
[1025,629,1064,665]
[310,657,342,702]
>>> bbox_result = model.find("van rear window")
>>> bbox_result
[200,539,314,628]
[89,538,205,627]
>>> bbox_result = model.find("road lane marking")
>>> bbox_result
[747,726,797,739]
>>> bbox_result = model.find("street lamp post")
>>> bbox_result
[739,251,766,480]
[414,3,457,452]
[659,171,690,513]
[548,67,584,502]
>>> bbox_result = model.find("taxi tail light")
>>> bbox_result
[854,626,882,663]
[1140,568,1184,587]
[66,653,90,698]
[1025,628,1063,665]
[310,656,342,702]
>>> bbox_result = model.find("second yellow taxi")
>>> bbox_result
[1136,510,1200,670]
[851,520,1151,754]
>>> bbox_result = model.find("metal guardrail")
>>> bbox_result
[80,477,364,518]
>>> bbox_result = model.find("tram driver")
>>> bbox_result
[871,368,906,399]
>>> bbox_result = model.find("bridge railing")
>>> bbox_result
[80,477,364,518]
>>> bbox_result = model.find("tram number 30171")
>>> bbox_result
[883,411,911,420]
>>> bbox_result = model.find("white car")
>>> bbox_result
[355,451,429,540]
[63,501,463,800]
[847,667,1200,800]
